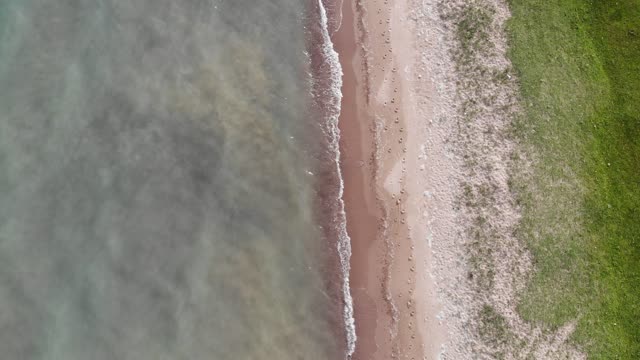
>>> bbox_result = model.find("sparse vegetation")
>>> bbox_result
[444,0,511,291]
[507,0,640,358]
[442,1,531,356]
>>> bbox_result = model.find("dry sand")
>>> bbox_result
[335,0,586,358]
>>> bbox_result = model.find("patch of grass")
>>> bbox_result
[479,304,511,346]
[507,0,640,358]
[455,4,495,65]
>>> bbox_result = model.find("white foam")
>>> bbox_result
[317,1,356,357]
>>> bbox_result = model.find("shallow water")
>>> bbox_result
[0,0,346,358]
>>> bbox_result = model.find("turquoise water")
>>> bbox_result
[0,0,349,358]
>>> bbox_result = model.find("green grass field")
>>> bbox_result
[507,0,640,358]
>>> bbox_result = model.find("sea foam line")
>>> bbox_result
[317,0,356,357]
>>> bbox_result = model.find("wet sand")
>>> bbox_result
[332,0,385,357]
[334,0,450,358]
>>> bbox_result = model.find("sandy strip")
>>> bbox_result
[334,0,455,358]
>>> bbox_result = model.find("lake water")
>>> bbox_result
[0,0,352,358]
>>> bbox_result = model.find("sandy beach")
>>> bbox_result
[334,0,456,358]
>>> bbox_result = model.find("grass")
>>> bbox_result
[507,0,640,358]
